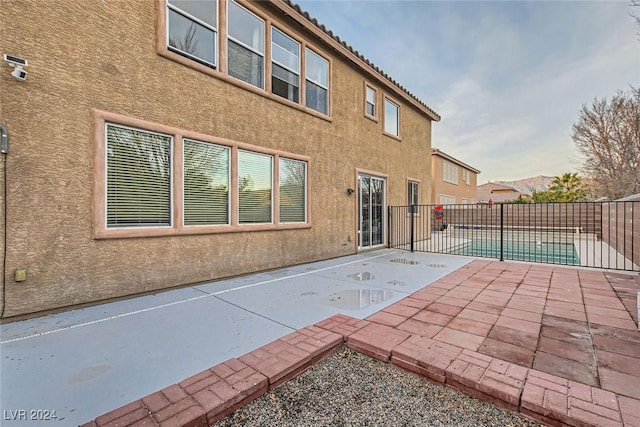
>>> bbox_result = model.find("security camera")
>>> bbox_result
[11,66,27,81]
[4,54,28,81]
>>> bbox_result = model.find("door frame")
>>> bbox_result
[355,169,388,251]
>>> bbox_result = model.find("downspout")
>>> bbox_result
[1,123,8,318]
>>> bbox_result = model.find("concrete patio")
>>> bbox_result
[3,251,640,426]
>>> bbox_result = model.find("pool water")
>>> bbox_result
[457,240,580,265]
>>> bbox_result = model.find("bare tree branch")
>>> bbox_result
[572,87,640,199]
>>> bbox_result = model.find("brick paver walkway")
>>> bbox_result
[83,260,640,427]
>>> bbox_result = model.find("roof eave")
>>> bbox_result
[270,0,441,122]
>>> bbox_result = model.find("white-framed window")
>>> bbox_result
[439,194,456,205]
[227,0,265,88]
[408,180,419,213]
[365,85,376,118]
[105,124,172,228]
[463,169,471,185]
[279,158,306,223]
[271,27,300,103]
[238,150,273,224]
[305,48,329,114]
[183,140,230,226]
[443,160,459,184]
[167,0,218,68]
[384,98,399,137]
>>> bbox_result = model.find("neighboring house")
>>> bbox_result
[0,0,440,318]
[431,149,480,205]
[477,182,522,203]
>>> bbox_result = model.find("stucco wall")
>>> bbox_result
[0,0,434,318]
[431,155,478,204]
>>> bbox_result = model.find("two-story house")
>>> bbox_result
[431,149,480,205]
[0,0,440,319]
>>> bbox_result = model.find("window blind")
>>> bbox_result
[279,158,306,223]
[106,124,171,227]
[238,150,272,224]
[183,139,230,226]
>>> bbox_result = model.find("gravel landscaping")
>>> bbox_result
[213,346,541,426]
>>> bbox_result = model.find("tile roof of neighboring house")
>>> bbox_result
[272,0,441,122]
[431,149,481,173]
[477,182,521,203]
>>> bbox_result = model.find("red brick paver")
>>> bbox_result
[85,260,640,427]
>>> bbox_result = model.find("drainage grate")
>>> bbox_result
[390,258,419,265]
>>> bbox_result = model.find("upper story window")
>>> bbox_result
[227,0,265,88]
[271,27,300,103]
[365,84,377,118]
[462,169,471,185]
[305,48,329,115]
[384,98,400,137]
[167,0,218,68]
[161,0,331,118]
[443,160,459,185]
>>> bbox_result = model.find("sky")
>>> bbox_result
[296,0,640,183]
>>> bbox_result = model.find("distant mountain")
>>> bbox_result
[494,175,554,196]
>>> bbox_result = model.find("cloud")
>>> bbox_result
[296,0,640,182]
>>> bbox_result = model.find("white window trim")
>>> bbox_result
[305,48,329,90]
[182,139,232,227]
[383,96,400,138]
[227,0,266,88]
[365,83,377,120]
[104,123,174,230]
[166,0,219,68]
[271,26,300,76]
[443,160,459,185]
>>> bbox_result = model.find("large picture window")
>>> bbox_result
[238,150,273,224]
[183,140,230,226]
[227,0,265,88]
[305,48,329,114]
[167,0,217,67]
[271,27,300,103]
[106,124,172,228]
[97,113,309,238]
[279,158,306,223]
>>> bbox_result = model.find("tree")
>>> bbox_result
[530,173,586,202]
[632,1,640,39]
[548,172,587,202]
[571,87,640,200]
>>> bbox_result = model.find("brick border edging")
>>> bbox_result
[323,314,640,427]
[83,314,640,427]
[81,325,343,427]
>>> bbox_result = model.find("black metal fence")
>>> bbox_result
[388,202,639,272]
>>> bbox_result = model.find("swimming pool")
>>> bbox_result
[456,240,580,265]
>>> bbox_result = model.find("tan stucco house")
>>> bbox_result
[0,0,440,319]
[431,149,480,205]
[477,182,522,203]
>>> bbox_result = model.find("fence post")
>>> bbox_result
[387,206,392,248]
[410,205,415,253]
[499,203,504,261]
